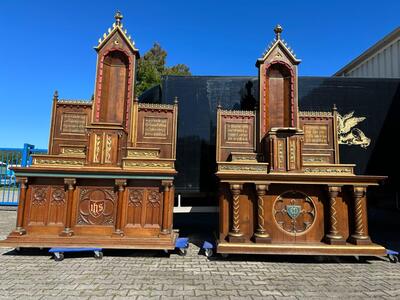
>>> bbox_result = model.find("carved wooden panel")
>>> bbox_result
[217,110,256,162]
[87,130,121,165]
[47,187,66,225]
[28,185,50,225]
[135,106,175,158]
[125,187,162,229]
[126,188,144,226]
[77,187,116,225]
[48,102,91,155]
[145,189,162,226]
[28,185,66,226]
[299,113,336,164]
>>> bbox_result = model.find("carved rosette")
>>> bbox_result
[128,189,144,207]
[51,188,66,206]
[77,188,116,225]
[273,191,316,235]
[31,187,48,206]
[148,190,161,208]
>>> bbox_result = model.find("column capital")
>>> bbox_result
[327,185,341,196]
[256,184,269,195]
[64,178,76,189]
[353,186,366,197]
[115,179,127,191]
[16,177,28,188]
[229,183,243,193]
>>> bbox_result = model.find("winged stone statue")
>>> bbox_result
[337,111,371,148]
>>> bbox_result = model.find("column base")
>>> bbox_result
[253,235,272,243]
[112,230,125,237]
[349,235,372,245]
[59,228,74,237]
[9,228,26,237]
[160,229,171,235]
[324,235,346,245]
[228,234,245,243]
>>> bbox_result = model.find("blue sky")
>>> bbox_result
[0,0,398,148]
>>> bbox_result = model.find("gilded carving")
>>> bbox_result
[61,147,85,156]
[218,164,267,172]
[337,111,370,148]
[127,149,159,158]
[304,124,328,145]
[94,134,101,163]
[33,158,84,167]
[123,161,173,169]
[303,167,353,174]
[104,134,112,163]
[277,139,285,169]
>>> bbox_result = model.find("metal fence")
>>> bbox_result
[0,144,47,206]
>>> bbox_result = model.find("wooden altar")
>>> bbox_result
[1,12,178,250]
[215,25,386,256]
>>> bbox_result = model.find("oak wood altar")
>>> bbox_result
[215,25,386,256]
[1,12,178,250]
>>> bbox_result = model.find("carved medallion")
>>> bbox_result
[77,188,116,225]
[148,190,160,208]
[51,188,65,205]
[128,189,143,207]
[32,187,48,206]
[273,191,316,235]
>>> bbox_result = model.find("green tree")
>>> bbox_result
[136,43,191,96]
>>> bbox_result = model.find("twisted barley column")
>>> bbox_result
[327,186,341,238]
[255,184,269,238]
[229,184,243,237]
[353,187,365,236]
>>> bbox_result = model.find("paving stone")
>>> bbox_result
[0,210,400,299]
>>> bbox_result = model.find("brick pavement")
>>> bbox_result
[0,210,400,300]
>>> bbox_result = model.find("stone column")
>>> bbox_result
[10,177,28,236]
[228,184,245,243]
[60,178,76,237]
[324,186,345,245]
[113,179,127,237]
[254,184,271,243]
[161,181,173,235]
[350,186,371,245]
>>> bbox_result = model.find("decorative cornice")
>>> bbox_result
[58,99,92,106]
[220,110,255,116]
[299,111,333,117]
[138,103,174,110]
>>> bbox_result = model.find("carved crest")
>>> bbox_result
[337,111,370,148]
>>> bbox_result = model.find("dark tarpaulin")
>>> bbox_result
[157,75,399,205]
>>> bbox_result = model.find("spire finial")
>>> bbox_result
[53,90,59,101]
[274,24,283,39]
[115,10,123,26]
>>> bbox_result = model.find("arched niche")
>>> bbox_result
[265,62,294,129]
[99,50,130,124]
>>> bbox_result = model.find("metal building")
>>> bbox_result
[334,27,400,78]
